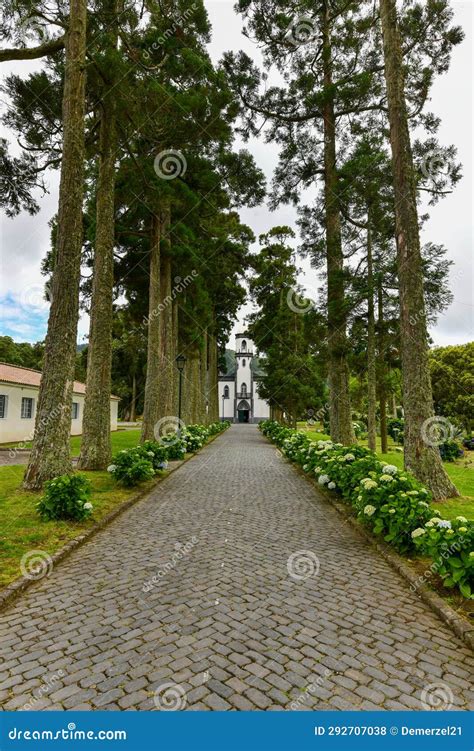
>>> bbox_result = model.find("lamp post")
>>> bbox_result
[176,354,186,432]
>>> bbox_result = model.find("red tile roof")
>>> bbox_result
[0,362,119,399]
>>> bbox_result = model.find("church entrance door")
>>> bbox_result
[236,399,251,423]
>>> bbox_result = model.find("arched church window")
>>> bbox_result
[241,383,247,396]
[241,340,247,352]
[242,359,246,367]
[224,385,229,398]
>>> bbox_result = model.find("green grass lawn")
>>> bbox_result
[0,429,142,457]
[297,423,474,520]
[0,464,156,587]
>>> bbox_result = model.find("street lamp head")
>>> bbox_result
[176,354,186,372]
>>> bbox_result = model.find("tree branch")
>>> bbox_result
[0,36,65,62]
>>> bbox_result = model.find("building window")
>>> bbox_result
[224,385,229,398]
[21,397,34,419]
[241,340,247,352]
[241,383,247,396]
[72,402,80,420]
[242,359,246,367]
[0,395,6,419]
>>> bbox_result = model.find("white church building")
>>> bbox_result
[218,333,270,423]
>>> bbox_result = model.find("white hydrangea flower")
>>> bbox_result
[389,508,396,514]
[318,474,330,485]
[344,453,355,462]
[418,501,429,508]
[361,478,378,490]
[406,490,419,496]
[83,502,93,510]
[411,528,426,538]
[107,465,117,472]
[425,521,434,527]
[459,527,467,533]
[437,519,452,529]
[379,474,393,482]
[364,505,376,516]
[328,482,336,490]
[382,464,398,475]
[456,516,468,523]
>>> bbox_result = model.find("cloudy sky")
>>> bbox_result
[1,0,472,348]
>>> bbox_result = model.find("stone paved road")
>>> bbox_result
[0,425,472,711]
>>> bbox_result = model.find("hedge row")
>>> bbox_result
[107,421,231,486]
[260,420,473,599]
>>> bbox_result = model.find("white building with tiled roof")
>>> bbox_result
[218,334,270,423]
[0,362,119,444]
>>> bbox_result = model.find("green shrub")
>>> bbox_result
[260,420,473,597]
[438,439,463,462]
[160,435,186,460]
[387,417,404,445]
[108,449,155,486]
[136,441,168,470]
[183,425,208,452]
[412,516,474,599]
[355,471,432,553]
[37,474,93,521]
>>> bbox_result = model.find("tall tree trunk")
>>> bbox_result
[377,279,388,454]
[23,0,87,489]
[77,97,116,469]
[157,205,175,420]
[391,391,397,417]
[366,216,377,453]
[78,0,119,470]
[130,372,136,421]
[208,327,219,422]
[321,1,354,446]
[141,214,161,441]
[172,297,179,414]
[200,330,209,424]
[380,0,458,499]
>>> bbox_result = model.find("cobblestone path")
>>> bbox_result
[0,425,472,711]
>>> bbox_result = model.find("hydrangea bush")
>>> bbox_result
[259,420,473,598]
[412,516,474,598]
[37,474,93,521]
[108,449,155,486]
[108,421,231,485]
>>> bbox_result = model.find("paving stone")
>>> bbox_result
[204,693,232,710]
[0,425,471,711]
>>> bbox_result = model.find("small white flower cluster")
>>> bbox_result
[381,464,398,475]
[364,505,376,517]
[361,478,378,490]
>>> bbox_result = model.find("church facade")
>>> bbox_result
[218,333,270,423]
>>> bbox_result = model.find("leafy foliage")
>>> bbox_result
[37,474,93,521]
[260,420,473,597]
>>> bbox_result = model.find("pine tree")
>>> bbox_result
[19,0,88,488]
[379,0,460,499]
